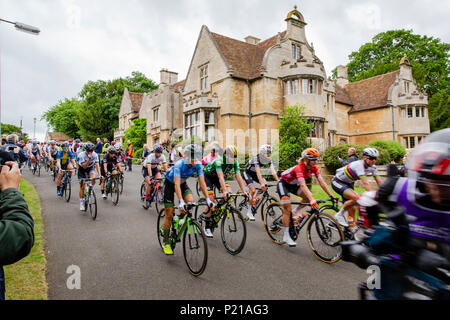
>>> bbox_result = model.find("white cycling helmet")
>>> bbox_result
[184,144,203,160]
[259,144,272,155]
[362,148,379,158]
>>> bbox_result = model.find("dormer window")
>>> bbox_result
[291,43,301,60]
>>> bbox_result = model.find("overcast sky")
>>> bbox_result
[1,0,449,141]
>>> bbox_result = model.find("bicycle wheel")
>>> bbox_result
[260,195,278,222]
[263,202,285,245]
[183,219,208,277]
[220,207,247,255]
[119,175,124,194]
[37,164,41,177]
[89,189,97,220]
[155,184,164,213]
[140,181,149,209]
[306,212,344,264]
[64,177,71,202]
[111,178,119,206]
[156,209,176,252]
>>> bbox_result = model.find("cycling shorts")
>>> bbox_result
[163,180,192,208]
[142,166,160,179]
[331,177,354,200]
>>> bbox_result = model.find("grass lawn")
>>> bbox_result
[3,178,48,300]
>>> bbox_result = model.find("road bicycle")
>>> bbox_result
[156,203,208,276]
[31,159,41,176]
[233,184,278,222]
[104,172,122,206]
[140,177,164,212]
[59,169,73,202]
[195,195,247,255]
[80,178,98,220]
[263,199,345,264]
[42,157,50,172]
[195,180,217,198]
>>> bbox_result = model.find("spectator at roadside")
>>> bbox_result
[338,147,358,167]
[95,138,103,155]
[141,144,150,161]
[125,140,134,171]
[0,161,34,300]
[399,155,408,177]
[1,135,7,146]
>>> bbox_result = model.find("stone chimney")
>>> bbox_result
[336,65,349,87]
[244,36,260,45]
[160,69,178,85]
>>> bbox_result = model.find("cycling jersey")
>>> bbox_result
[143,153,167,168]
[388,178,450,244]
[203,155,240,177]
[245,154,273,173]
[78,151,99,169]
[31,145,40,154]
[102,153,120,165]
[280,162,321,185]
[48,146,60,157]
[335,160,379,184]
[56,150,75,165]
[201,153,219,165]
[165,158,203,184]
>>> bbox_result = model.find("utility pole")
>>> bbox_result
[20,116,23,140]
[33,117,36,139]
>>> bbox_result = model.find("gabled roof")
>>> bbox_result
[210,30,286,80]
[128,92,144,113]
[173,79,185,92]
[46,132,73,142]
[335,70,400,113]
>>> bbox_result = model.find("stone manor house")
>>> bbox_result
[114,6,430,153]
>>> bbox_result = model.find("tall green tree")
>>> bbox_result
[124,118,147,149]
[42,71,158,141]
[333,29,449,131]
[278,104,312,170]
[1,123,29,141]
[41,98,80,138]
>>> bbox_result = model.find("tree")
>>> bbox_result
[368,140,406,163]
[124,118,147,149]
[41,71,158,141]
[334,30,449,131]
[1,123,29,141]
[428,88,450,132]
[278,104,312,170]
[41,98,80,138]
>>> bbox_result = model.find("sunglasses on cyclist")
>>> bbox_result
[368,157,377,161]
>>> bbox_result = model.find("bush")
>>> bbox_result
[323,144,390,173]
[368,140,406,163]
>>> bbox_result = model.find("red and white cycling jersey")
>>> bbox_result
[281,162,321,185]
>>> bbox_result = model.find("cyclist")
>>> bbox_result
[77,142,101,211]
[332,148,383,228]
[47,140,60,173]
[142,145,168,202]
[100,146,123,199]
[29,140,42,171]
[243,144,279,221]
[72,139,81,154]
[202,145,248,237]
[160,144,213,255]
[276,148,337,247]
[56,142,77,197]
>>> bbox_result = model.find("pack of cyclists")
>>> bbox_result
[10,130,448,299]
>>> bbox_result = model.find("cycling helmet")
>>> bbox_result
[259,144,272,155]
[114,144,121,152]
[408,129,450,181]
[61,142,70,149]
[184,144,202,160]
[301,148,320,160]
[85,143,95,152]
[32,140,38,145]
[224,145,238,158]
[154,146,163,154]
[75,139,81,143]
[107,146,116,154]
[362,148,379,158]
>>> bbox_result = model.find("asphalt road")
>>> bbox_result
[23,165,366,300]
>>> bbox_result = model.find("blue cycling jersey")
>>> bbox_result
[165,158,203,184]
[56,150,75,165]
